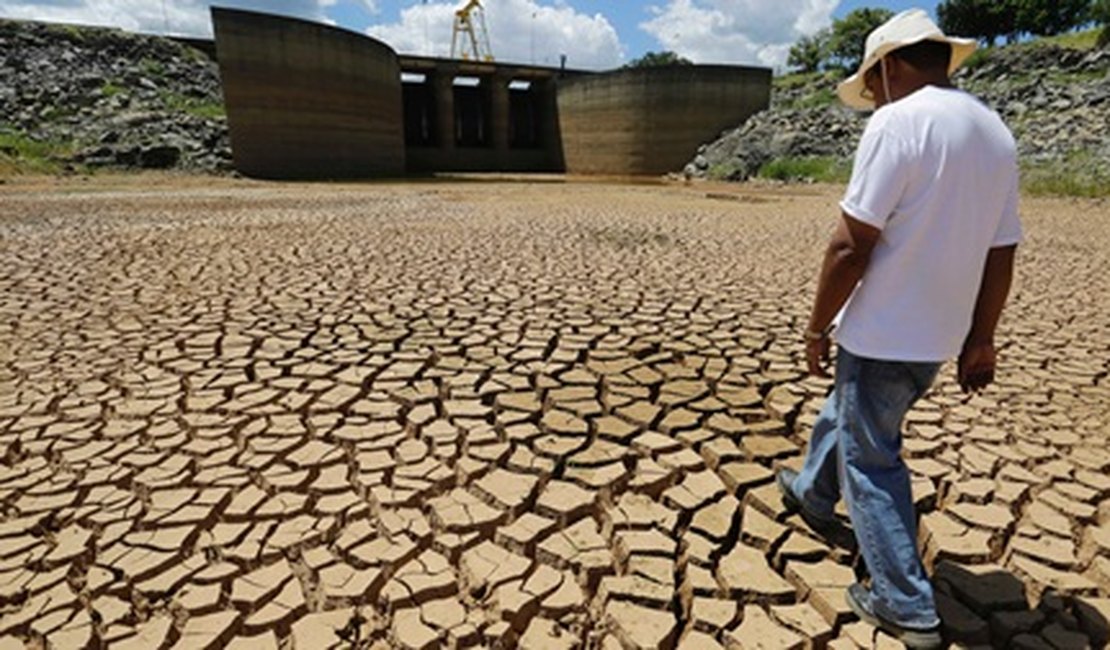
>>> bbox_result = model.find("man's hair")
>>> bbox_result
[889,40,952,71]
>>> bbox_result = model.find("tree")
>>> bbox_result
[937,0,1018,46]
[827,8,895,70]
[787,28,831,72]
[1094,0,1110,48]
[1094,0,1110,23]
[1013,0,1091,36]
[623,51,693,68]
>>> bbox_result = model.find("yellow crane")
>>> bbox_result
[451,0,494,62]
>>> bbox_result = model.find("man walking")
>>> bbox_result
[776,9,1021,649]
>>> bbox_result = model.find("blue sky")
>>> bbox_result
[0,0,939,70]
[341,0,931,66]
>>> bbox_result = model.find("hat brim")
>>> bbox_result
[837,35,977,111]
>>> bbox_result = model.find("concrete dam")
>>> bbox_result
[211,8,771,180]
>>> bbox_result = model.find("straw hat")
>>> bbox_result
[837,8,977,110]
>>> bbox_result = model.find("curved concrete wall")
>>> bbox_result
[556,65,771,176]
[212,8,404,179]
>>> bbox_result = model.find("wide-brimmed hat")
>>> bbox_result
[837,8,977,110]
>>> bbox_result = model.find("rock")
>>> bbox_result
[605,600,678,649]
[519,617,577,650]
[936,590,990,646]
[770,602,833,646]
[1073,597,1110,646]
[716,544,794,604]
[138,144,180,169]
[1040,622,1091,650]
[724,605,804,649]
[990,609,1046,645]
[933,561,1028,617]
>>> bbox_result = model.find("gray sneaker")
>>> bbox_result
[846,583,943,649]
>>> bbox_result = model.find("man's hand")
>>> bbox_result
[806,336,832,378]
[960,246,1015,394]
[958,341,996,393]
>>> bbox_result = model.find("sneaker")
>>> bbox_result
[845,583,943,649]
[775,468,858,553]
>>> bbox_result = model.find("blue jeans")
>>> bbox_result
[793,347,941,629]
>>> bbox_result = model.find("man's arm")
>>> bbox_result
[805,212,882,377]
[958,245,1017,393]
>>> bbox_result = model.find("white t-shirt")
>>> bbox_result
[836,85,1022,362]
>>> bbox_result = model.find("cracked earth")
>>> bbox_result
[0,177,1108,649]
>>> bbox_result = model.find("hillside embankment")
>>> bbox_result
[684,39,1110,195]
[0,19,229,175]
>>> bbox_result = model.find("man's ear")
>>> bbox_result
[882,55,897,82]
[885,55,908,82]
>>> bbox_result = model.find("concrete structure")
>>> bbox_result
[213,8,405,179]
[397,57,568,173]
[557,66,771,176]
[211,8,771,179]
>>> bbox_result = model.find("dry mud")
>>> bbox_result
[0,177,1108,649]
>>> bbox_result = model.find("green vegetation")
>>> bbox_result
[1035,26,1102,49]
[744,155,1109,198]
[827,8,895,70]
[100,81,126,98]
[938,0,1096,45]
[774,71,824,90]
[1022,152,1110,198]
[786,8,893,72]
[37,105,74,123]
[706,162,743,181]
[1095,0,1110,47]
[787,31,830,73]
[623,51,693,68]
[791,88,838,109]
[772,71,843,109]
[757,157,853,183]
[140,57,166,78]
[186,103,226,120]
[0,129,76,175]
[1043,67,1107,84]
[788,1,1106,73]
[159,91,225,120]
[42,22,86,43]
[961,47,994,71]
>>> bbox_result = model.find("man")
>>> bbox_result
[775,9,1021,649]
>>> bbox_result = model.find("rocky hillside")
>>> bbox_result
[686,40,1110,186]
[0,19,229,174]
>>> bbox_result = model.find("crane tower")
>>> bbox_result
[451,0,494,62]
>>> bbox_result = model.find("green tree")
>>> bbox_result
[827,8,895,70]
[787,28,831,72]
[1094,0,1110,22]
[937,0,1018,46]
[1013,0,1091,36]
[623,51,693,68]
[1094,0,1110,47]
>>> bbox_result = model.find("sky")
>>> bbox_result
[0,0,935,70]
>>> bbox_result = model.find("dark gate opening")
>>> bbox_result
[509,80,539,149]
[453,78,489,148]
[401,74,436,147]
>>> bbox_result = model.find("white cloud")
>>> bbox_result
[0,0,367,37]
[367,0,624,70]
[641,0,839,69]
